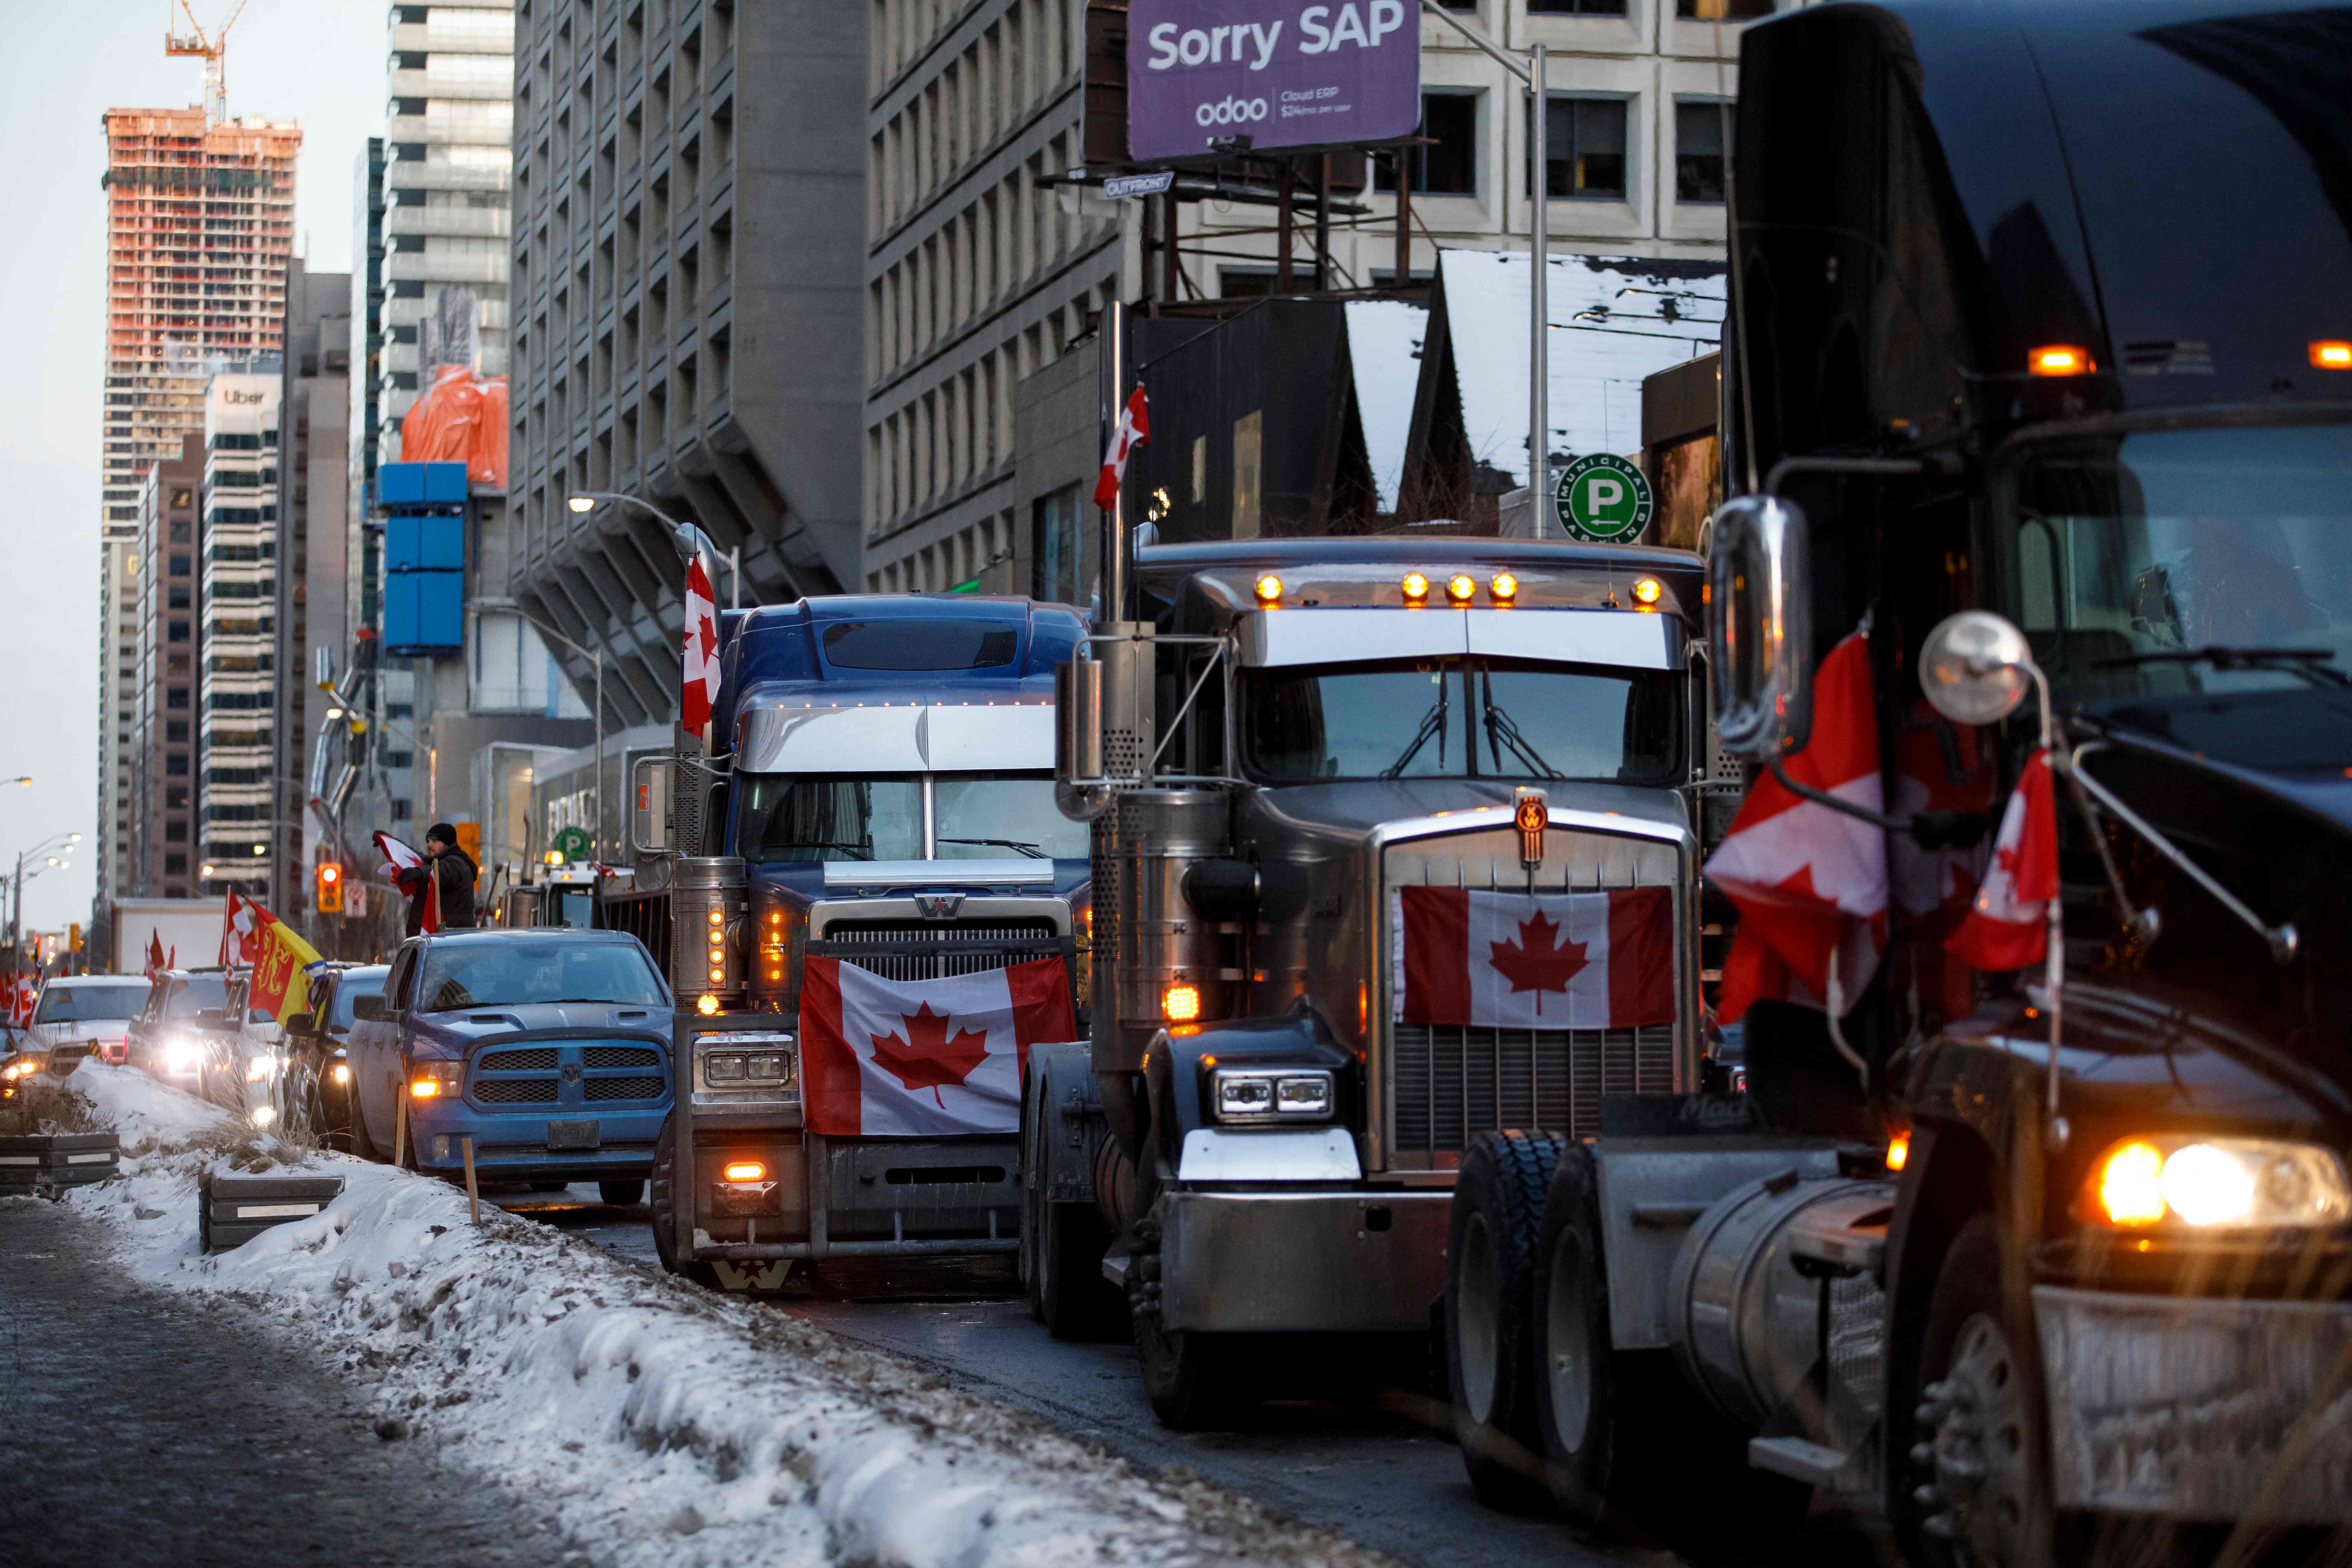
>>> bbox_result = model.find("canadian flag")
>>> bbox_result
[375,831,439,934]
[683,556,722,736]
[3,974,29,1028]
[1947,750,2059,972]
[799,955,1078,1136]
[1393,887,1675,1030]
[219,889,273,969]
[1093,384,1150,512]
[143,932,173,982]
[1704,628,1889,1022]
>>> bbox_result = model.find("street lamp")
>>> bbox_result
[9,832,80,975]
[568,492,738,609]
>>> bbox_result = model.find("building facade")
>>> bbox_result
[126,436,207,901]
[271,263,354,916]
[196,372,284,897]
[94,540,140,912]
[506,0,869,729]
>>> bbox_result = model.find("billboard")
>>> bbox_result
[1127,1,1422,163]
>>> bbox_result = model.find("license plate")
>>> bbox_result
[546,1119,601,1151]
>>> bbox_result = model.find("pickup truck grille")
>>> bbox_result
[480,1047,558,1072]
[466,1040,669,1110]
[1391,1023,1676,1152]
[475,1078,560,1104]
[814,919,1062,983]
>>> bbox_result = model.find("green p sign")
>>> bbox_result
[551,826,593,864]
[1554,454,1653,544]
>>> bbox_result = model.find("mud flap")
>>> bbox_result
[712,1259,793,1292]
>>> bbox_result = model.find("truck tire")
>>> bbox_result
[1135,1314,1235,1430]
[649,1112,721,1289]
[347,1086,382,1163]
[1534,1143,1811,1546]
[1912,1214,2062,1568]
[1446,1129,1564,1511]
[1022,1074,1123,1340]
[599,1178,644,1207]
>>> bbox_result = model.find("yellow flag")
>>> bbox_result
[248,914,327,1026]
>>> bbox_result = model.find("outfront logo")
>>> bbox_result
[1195,96,1269,127]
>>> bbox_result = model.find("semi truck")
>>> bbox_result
[1433,0,2352,1559]
[107,899,221,976]
[632,595,1090,1291]
[1026,529,1718,1419]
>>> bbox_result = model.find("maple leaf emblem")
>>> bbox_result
[869,1002,993,1105]
[1486,909,1590,1015]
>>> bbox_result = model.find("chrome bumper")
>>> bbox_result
[1158,1189,1451,1334]
[2036,1286,2352,1521]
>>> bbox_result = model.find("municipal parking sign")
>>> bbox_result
[1554,454,1653,544]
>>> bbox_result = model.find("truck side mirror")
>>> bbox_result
[284,1012,314,1036]
[351,994,386,1023]
[631,755,674,854]
[1707,495,1813,759]
[1055,657,1113,822]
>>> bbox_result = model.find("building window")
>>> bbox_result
[168,586,191,609]
[1675,102,1730,203]
[166,821,188,842]
[1532,97,1629,201]
[165,853,187,875]
[167,721,189,743]
[167,785,190,809]
[168,620,189,643]
[1032,485,1081,606]
[170,554,191,576]
[170,489,194,509]
[167,687,189,709]
[1374,93,1478,196]
[1678,0,1773,15]
[166,754,189,776]
[392,799,413,821]
[170,521,191,543]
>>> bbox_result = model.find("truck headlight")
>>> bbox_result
[707,1050,795,1086]
[1212,1067,1334,1124]
[2084,1136,2352,1230]
[245,1055,275,1083]
[408,1060,463,1100]
[163,1039,200,1073]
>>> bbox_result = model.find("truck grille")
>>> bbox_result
[1391,1023,1677,1152]
[582,1045,660,1070]
[467,1041,668,1109]
[474,1078,560,1104]
[480,1047,558,1072]
[816,919,1060,983]
[583,1074,665,1102]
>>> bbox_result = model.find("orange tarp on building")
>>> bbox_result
[400,364,509,489]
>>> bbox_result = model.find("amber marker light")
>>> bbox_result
[2095,1139,2168,1226]
[408,1078,440,1099]
[1254,574,1284,604]
[1445,574,1477,604]
[2313,341,2352,370]
[1401,571,1430,603]
[696,993,721,1016]
[1632,576,1663,607]
[2028,344,2094,377]
[1162,983,1203,1023]
[1489,572,1518,603]
[1885,1130,1910,1172]
[722,1160,768,1182]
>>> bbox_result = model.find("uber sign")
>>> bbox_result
[1128,1,1422,163]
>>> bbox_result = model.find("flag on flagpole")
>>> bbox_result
[1947,750,2059,972]
[143,932,169,982]
[220,889,271,970]
[1093,384,1149,512]
[1703,628,1889,1022]
[374,831,439,935]
[1393,887,1675,1030]
[246,917,329,1028]
[683,556,722,735]
[799,956,1077,1136]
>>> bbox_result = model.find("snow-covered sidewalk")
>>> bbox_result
[57,1064,1393,1568]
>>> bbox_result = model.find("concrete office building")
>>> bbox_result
[270,263,354,916]
[507,0,869,728]
[93,540,140,914]
[125,436,207,901]
[195,372,284,897]
[860,0,1132,596]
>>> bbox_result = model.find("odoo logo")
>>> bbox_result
[1196,96,1269,127]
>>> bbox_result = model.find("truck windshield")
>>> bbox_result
[33,982,152,1024]
[737,772,1084,862]
[164,975,227,1018]
[2002,424,2352,706]
[1243,657,1683,783]
[415,941,667,1012]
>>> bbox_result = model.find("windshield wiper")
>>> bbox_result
[2093,646,2348,687]
[1483,696,1566,780]
[937,837,1048,859]
[1383,693,1450,779]
[777,840,875,859]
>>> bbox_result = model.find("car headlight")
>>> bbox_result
[245,1055,276,1083]
[330,1062,351,1085]
[1211,1067,1335,1124]
[2083,1136,2352,1230]
[408,1060,464,1100]
[162,1039,200,1072]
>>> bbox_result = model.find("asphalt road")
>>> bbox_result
[494,1185,1798,1568]
[0,1195,588,1568]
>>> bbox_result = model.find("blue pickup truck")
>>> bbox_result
[347,929,675,1200]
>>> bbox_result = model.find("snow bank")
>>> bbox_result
[58,1064,1393,1568]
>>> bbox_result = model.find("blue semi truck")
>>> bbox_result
[607,595,1090,1290]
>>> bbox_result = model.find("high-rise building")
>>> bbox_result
[272,262,353,916]
[352,135,389,638]
[507,0,868,727]
[376,2,516,451]
[94,539,140,912]
[126,436,207,901]
[99,109,301,541]
[196,372,284,897]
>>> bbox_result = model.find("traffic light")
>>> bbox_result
[316,861,344,913]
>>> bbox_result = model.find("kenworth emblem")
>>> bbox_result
[1514,788,1548,869]
[914,894,966,920]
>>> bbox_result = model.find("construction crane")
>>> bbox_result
[164,0,251,126]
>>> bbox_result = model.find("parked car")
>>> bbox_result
[279,963,387,1148]
[346,930,673,1199]
[201,973,289,1126]
[126,969,233,1088]
[23,975,154,1073]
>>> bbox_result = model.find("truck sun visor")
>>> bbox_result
[821,620,1018,671]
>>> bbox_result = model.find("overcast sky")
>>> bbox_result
[0,1,384,937]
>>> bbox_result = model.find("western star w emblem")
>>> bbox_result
[914,894,965,920]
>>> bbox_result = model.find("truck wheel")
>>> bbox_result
[649,1112,720,1289]
[1535,1144,1811,1546]
[1445,1129,1564,1511]
[1135,1314,1234,1429]
[347,1089,382,1163]
[1913,1215,2059,1568]
[1022,1082,1122,1340]
[598,1178,644,1207]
